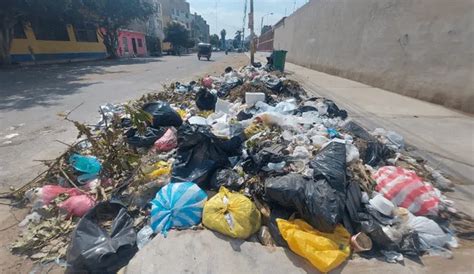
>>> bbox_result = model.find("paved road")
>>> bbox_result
[0,52,241,189]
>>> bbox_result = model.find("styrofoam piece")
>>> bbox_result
[245,92,266,106]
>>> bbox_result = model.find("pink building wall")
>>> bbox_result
[117,30,147,57]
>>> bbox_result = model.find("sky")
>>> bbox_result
[188,0,309,38]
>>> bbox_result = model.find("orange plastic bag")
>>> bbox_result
[277,219,351,273]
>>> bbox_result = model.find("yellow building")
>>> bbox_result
[10,20,106,64]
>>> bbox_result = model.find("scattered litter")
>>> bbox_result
[6,63,471,273]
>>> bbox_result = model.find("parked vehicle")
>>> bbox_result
[197,43,212,61]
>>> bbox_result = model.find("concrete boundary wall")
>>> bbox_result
[273,0,474,113]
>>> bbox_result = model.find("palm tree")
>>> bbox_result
[220,29,226,49]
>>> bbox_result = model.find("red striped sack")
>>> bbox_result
[373,166,440,216]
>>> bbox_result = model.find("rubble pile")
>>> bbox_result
[7,65,473,272]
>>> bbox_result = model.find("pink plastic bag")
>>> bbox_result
[202,77,213,88]
[153,128,177,152]
[39,185,83,205]
[59,195,96,217]
[373,166,440,216]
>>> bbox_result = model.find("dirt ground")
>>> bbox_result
[0,53,249,274]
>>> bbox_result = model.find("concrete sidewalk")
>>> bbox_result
[256,52,474,214]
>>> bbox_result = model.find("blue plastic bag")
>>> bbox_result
[150,182,207,236]
[69,154,101,183]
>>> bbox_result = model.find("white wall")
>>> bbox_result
[273,0,474,113]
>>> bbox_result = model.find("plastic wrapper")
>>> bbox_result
[260,75,282,91]
[218,77,243,97]
[58,194,95,217]
[142,101,183,128]
[69,154,101,175]
[30,185,83,205]
[153,128,177,152]
[203,187,261,239]
[277,219,351,273]
[408,214,452,252]
[210,169,245,191]
[126,127,166,148]
[67,202,138,273]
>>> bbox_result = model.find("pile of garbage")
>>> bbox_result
[7,65,473,273]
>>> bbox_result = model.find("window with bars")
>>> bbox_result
[74,22,98,42]
[13,22,27,39]
[32,19,69,41]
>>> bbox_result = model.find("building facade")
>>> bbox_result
[191,13,210,43]
[127,0,165,54]
[10,20,106,64]
[117,30,148,57]
[158,0,191,30]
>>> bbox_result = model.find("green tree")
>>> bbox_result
[233,30,242,49]
[209,34,219,48]
[75,0,155,58]
[220,29,226,49]
[164,22,192,55]
[0,0,72,65]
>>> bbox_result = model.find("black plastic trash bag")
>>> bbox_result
[143,101,183,128]
[340,180,364,235]
[324,99,348,119]
[126,127,166,148]
[236,110,253,121]
[265,174,306,209]
[267,204,293,247]
[294,105,318,114]
[67,202,138,274]
[196,88,217,111]
[172,123,243,188]
[261,76,282,92]
[343,121,374,141]
[242,144,286,175]
[364,141,393,167]
[341,121,393,167]
[210,169,245,191]
[218,78,243,97]
[265,174,340,233]
[310,141,347,193]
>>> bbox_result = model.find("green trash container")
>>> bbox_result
[272,50,288,72]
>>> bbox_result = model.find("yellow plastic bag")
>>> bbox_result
[145,161,171,180]
[176,109,187,119]
[203,187,261,239]
[277,219,351,273]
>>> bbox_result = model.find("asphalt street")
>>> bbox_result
[0,52,240,189]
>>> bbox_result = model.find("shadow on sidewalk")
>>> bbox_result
[0,57,162,111]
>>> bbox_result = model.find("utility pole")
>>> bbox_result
[249,0,255,64]
[242,0,247,49]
